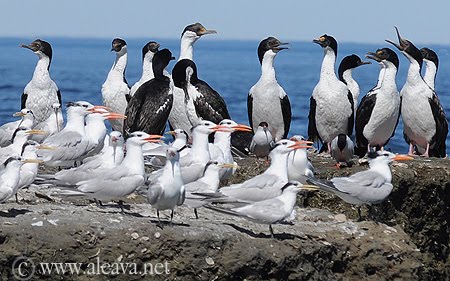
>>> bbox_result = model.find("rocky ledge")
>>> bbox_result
[0,154,449,280]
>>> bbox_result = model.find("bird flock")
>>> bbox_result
[0,23,447,237]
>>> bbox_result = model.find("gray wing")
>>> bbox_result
[233,198,287,224]
[147,182,164,205]
[220,174,284,202]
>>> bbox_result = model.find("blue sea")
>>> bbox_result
[0,37,449,154]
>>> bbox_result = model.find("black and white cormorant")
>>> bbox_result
[386,27,448,157]
[168,23,217,135]
[355,48,400,157]
[330,133,354,168]
[248,37,291,141]
[420,47,439,90]
[20,39,61,123]
[338,54,370,106]
[124,49,175,136]
[308,34,354,152]
[130,41,160,96]
[102,38,130,132]
[172,59,230,127]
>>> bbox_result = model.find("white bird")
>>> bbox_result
[287,135,314,182]
[206,181,315,238]
[31,102,63,143]
[0,156,42,203]
[37,101,104,167]
[168,23,216,136]
[57,132,163,211]
[211,139,311,203]
[249,122,275,160]
[20,39,61,123]
[0,127,44,165]
[130,41,160,97]
[330,134,355,168]
[147,147,185,225]
[52,131,125,185]
[101,38,130,132]
[307,151,413,206]
[0,109,35,147]
[167,129,189,151]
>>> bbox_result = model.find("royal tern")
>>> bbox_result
[0,109,35,147]
[0,127,44,165]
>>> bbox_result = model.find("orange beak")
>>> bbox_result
[106,113,127,120]
[88,105,112,113]
[393,155,414,161]
[232,124,253,132]
[143,135,164,143]
[288,140,313,150]
[212,125,230,132]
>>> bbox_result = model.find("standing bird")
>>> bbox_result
[0,109,35,147]
[248,37,291,141]
[130,41,160,97]
[124,49,174,136]
[16,141,48,194]
[288,135,315,181]
[330,133,355,168]
[20,39,61,123]
[172,59,230,127]
[308,34,354,152]
[355,48,400,157]
[168,23,217,135]
[31,103,63,143]
[386,27,448,157]
[421,47,439,90]
[102,38,130,132]
[338,54,370,106]
[147,147,185,225]
[250,122,275,160]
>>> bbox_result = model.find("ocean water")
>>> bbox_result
[0,37,449,154]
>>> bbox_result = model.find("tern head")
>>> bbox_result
[421,47,439,69]
[20,39,53,62]
[166,129,188,141]
[111,38,127,54]
[367,151,413,167]
[313,34,338,56]
[172,59,198,89]
[110,131,125,147]
[217,119,252,133]
[191,121,223,135]
[257,37,288,64]
[271,139,313,154]
[182,23,217,41]
[66,101,96,116]
[366,48,399,69]
[386,27,422,68]
[13,108,34,119]
[11,126,45,143]
[126,131,164,146]
[142,41,160,61]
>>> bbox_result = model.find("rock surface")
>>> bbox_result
[0,154,449,280]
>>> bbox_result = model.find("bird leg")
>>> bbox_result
[408,143,415,156]
[170,210,174,227]
[118,200,126,214]
[334,163,342,169]
[94,199,104,208]
[194,208,199,219]
[15,194,20,204]
[269,225,274,239]
[421,143,430,158]
[156,210,163,229]
[357,207,363,222]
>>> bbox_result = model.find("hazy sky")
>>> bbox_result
[1,0,450,44]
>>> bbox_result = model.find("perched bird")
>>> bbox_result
[16,141,48,195]
[0,127,44,165]
[0,109,35,147]
[308,34,354,152]
[147,147,185,225]
[0,156,42,203]
[206,181,315,238]
[124,49,174,136]
[172,59,230,127]
[287,135,314,182]
[20,39,61,123]
[31,103,63,143]
[338,54,370,106]
[249,122,275,160]
[330,134,355,168]
[166,129,189,151]
[355,48,400,157]
[386,27,448,157]
[168,22,217,136]
[102,38,130,132]
[248,37,291,141]
[130,41,160,97]
[420,47,439,90]
[307,151,413,206]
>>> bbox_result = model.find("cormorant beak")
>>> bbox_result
[273,42,289,52]
[385,26,408,51]
[26,129,47,135]
[171,56,176,61]
[165,131,177,136]
[313,37,326,47]
[13,111,26,117]
[232,124,253,132]
[22,159,44,164]
[37,145,56,150]
[366,52,382,62]
[20,43,39,52]
[106,113,127,120]
[359,60,371,66]
[143,135,165,143]
[393,154,414,161]
[199,28,217,36]
[111,43,121,52]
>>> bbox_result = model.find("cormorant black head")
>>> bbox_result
[337,134,347,152]
[366,48,399,69]
[142,41,160,61]
[152,49,175,78]
[258,121,269,128]
[257,37,288,64]
[111,38,127,52]
[20,39,53,66]
[182,22,217,38]
[313,34,338,55]
[421,47,439,69]
[338,54,371,81]
[172,59,198,88]
[386,27,422,68]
